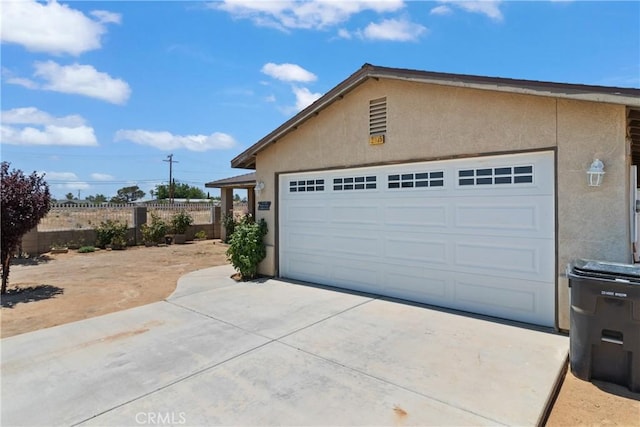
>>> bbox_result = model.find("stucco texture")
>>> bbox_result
[252,79,630,330]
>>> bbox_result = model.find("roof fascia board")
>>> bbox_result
[371,72,640,107]
[231,67,370,168]
[231,64,640,168]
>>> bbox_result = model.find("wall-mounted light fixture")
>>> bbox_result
[587,159,605,187]
[254,181,265,195]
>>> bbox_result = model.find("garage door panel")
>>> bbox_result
[283,231,328,252]
[453,237,553,282]
[453,275,554,326]
[456,279,536,311]
[383,268,449,301]
[331,234,382,257]
[454,242,540,275]
[330,205,379,225]
[284,204,327,223]
[384,236,448,264]
[285,254,330,283]
[453,199,553,238]
[332,262,381,290]
[384,205,449,227]
[455,204,538,231]
[280,151,555,327]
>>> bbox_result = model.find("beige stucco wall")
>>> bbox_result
[555,100,629,329]
[252,79,630,330]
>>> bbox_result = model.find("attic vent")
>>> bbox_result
[369,97,387,135]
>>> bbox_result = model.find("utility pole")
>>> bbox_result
[164,154,178,204]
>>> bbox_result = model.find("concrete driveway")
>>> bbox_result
[1,264,568,426]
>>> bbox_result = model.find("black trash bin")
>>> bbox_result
[568,259,640,392]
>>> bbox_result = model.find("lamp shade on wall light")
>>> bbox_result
[587,159,605,187]
[254,181,265,194]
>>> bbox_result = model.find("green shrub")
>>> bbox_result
[170,210,193,234]
[110,234,127,250]
[222,213,237,243]
[226,216,268,280]
[194,230,207,240]
[95,219,129,249]
[141,212,169,245]
[78,246,95,253]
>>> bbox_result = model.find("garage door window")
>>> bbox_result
[388,171,444,189]
[458,165,533,186]
[333,176,377,191]
[290,179,325,192]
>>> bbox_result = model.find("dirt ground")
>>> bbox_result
[1,239,228,338]
[1,240,638,426]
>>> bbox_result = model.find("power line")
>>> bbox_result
[45,179,165,185]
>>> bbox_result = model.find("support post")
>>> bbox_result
[220,187,234,242]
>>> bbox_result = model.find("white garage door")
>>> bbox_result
[279,151,555,326]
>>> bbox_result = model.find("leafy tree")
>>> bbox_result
[87,194,107,203]
[110,185,145,203]
[233,193,241,202]
[65,192,74,200]
[1,162,51,293]
[154,182,207,200]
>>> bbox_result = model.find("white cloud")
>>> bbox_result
[436,1,503,21]
[90,10,122,25]
[29,61,131,105]
[1,67,38,89]
[1,107,98,147]
[292,86,322,111]
[2,107,86,127]
[337,28,352,39]
[430,5,453,16]
[6,77,39,89]
[215,0,405,31]
[40,172,90,191]
[0,0,121,56]
[5,61,131,104]
[261,63,317,83]
[90,173,115,181]
[114,130,238,152]
[44,171,80,181]
[359,18,427,41]
[1,125,98,147]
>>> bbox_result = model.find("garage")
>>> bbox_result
[218,64,639,331]
[279,151,555,326]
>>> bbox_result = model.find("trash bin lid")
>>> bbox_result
[571,259,640,282]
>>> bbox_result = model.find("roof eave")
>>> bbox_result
[231,65,374,169]
[370,71,640,107]
[231,64,640,169]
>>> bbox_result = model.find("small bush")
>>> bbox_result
[222,213,237,243]
[141,213,169,245]
[226,216,268,280]
[110,234,127,250]
[194,230,207,240]
[95,219,128,249]
[171,210,193,234]
[78,246,95,253]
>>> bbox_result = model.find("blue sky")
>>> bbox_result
[1,0,638,200]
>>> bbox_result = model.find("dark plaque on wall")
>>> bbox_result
[258,201,271,211]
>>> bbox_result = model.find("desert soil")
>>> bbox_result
[1,239,638,426]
